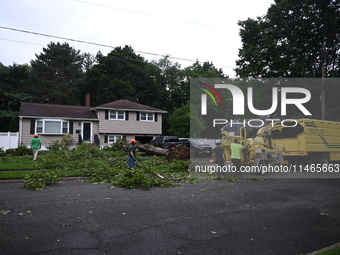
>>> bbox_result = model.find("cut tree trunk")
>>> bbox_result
[135,143,168,156]
[124,142,190,161]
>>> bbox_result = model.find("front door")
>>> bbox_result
[83,122,91,142]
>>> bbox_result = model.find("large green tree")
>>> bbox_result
[150,56,184,134]
[182,61,226,101]
[0,63,32,131]
[236,0,339,78]
[29,42,84,105]
[167,61,228,137]
[83,46,165,107]
[151,55,183,112]
[167,102,190,137]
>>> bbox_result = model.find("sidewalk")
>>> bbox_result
[1,178,340,255]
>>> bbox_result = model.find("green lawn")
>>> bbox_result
[0,171,36,179]
[0,156,36,170]
[0,154,81,180]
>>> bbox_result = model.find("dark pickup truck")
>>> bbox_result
[149,136,190,149]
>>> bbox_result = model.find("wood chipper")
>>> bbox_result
[221,119,340,166]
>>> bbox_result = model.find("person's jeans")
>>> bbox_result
[128,157,136,168]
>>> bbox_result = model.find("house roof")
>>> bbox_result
[95,99,167,113]
[19,102,98,120]
[19,99,167,120]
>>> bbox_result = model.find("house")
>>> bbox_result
[18,99,167,149]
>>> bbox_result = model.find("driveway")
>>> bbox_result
[1,178,340,255]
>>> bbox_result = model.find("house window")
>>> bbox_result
[36,120,69,134]
[36,121,43,133]
[45,121,61,133]
[109,111,125,120]
[108,135,123,143]
[62,122,68,133]
[140,113,154,122]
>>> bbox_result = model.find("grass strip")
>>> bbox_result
[318,246,340,255]
[0,158,35,170]
[0,169,82,180]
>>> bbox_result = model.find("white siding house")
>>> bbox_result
[19,99,167,148]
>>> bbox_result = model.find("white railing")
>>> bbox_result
[0,132,19,151]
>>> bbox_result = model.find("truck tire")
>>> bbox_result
[319,154,330,165]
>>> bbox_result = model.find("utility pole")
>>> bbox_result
[319,43,328,120]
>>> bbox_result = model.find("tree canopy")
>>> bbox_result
[29,42,84,105]
[0,63,32,130]
[236,0,339,78]
[82,46,166,108]
[177,61,228,138]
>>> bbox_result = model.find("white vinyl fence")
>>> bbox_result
[0,132,19,151]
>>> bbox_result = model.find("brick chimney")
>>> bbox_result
[86,93,90,107]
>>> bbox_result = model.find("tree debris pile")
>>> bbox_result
[166,144,190,161]
[133,143,190,161]
[23,143,194,191]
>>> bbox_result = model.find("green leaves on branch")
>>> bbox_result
[86,157,190,190]
[23,170,62,190]
[23,143,192,191]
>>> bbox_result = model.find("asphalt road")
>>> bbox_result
[1,178,340,255]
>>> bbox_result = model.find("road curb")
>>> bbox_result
[0,179,23,183]
[0,176,89,183]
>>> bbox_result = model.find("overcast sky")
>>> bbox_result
[0,0,274,77]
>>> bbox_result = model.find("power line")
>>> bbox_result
[0,25,197,63]
[74,0,233,31]
[0,37,45,47]
[0,26,115,49]
[0,25,235,70]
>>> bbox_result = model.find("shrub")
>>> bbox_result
[0,147,5,157]
[47,134,73,151]
[111,139,126,151]
[47,140,64,151]
[71,143,104,159]
[5,145,32,156]
[62,134,73,149]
